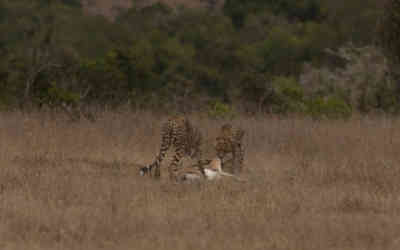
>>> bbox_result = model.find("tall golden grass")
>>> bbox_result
[1,110,400,250]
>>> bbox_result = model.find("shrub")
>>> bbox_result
[261,28,305,75]
[306,95,351,119]
[300,45,397,114]
[269,76,306,114]
[378,0,400,65]
[45,82,80,107]
[208,100,235,119]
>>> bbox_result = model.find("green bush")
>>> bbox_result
[261,28,305,75]
[273,0,323,22]
[307,95,352,119]
[0,0,389,116]
[358,77,400,114]
[269,76,306,114]
[46,82,80,106]
[208,100,235,119]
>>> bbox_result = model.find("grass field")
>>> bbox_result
[1,111,400,250]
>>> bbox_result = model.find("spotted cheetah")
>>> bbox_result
[215,124,245,173]
[139,116,202,181]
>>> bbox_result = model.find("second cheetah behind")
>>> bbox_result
[215,124,245,173]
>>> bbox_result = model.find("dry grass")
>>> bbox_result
[1,111,400,250]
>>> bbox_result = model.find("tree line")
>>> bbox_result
[0,0,398,118]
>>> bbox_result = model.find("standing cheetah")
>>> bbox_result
[139,116,202,181]
[215,124,245,173]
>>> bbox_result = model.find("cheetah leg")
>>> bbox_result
[237,143,244,173]
[231,147,238,174]
[230,142,245,174]
[230,146,238,174]
[169,146,185,181]
[148,123,171,178]
[217,150,225,169]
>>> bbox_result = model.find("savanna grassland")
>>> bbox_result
[1,111,400,250]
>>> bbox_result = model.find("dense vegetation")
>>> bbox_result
[0,0,396,117]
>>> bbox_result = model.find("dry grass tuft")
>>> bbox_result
[1,111,400,250]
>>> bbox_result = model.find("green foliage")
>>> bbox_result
[322,0,381,45]
[0,0,390,117]
[117,2,173,35]
[223,0,323,28]
[298,22,338,61]
[45,82,80,107]
[208,100,235,119]
[261,28,305,75]
[223,0,252,28]
[235,22,336,77]
[59,0,81,8]
[377,0,400,66]
[307,96,352,119]
[269,76,306,114]
[79,54,127,103]
[300,44,400,115]
[357,77,400,114]
[271,0,324,22]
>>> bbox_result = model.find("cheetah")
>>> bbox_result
[215,124,245,174]
[139,116,202,181]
